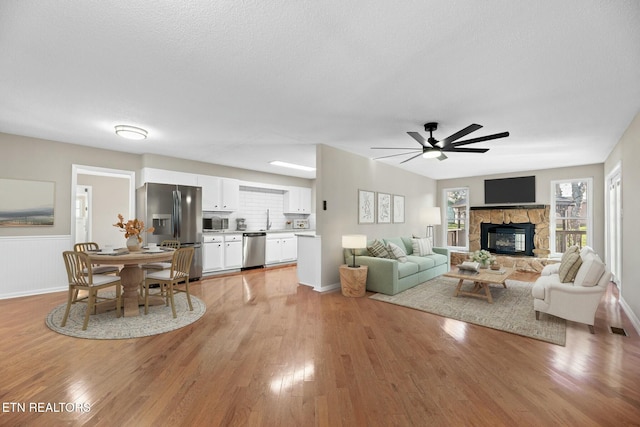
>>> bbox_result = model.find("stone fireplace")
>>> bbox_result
[448,205,554,272]
[469,205,550,257]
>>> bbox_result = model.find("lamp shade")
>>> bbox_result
[421,207,441,225]
[342,234,367,249]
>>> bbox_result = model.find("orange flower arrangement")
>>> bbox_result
[113,214,155,243]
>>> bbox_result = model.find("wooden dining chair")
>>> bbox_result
[61,251,122,330]
[143,247,194,318]
[140,240,182,295]
[73,242,119,275]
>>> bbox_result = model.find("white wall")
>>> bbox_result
[605,110,640,330]
[316,144,438,289]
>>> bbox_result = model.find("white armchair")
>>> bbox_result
[532,248,611,333]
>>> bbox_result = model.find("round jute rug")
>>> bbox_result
[46,292,206,339]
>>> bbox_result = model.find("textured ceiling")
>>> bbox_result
[1,1,639,180]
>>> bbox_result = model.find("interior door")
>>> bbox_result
[607,169,622,286]
[75,185,91,243]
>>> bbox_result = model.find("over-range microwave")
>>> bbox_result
[203,216,229,231]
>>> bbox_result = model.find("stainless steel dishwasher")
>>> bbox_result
[242,232,266,269]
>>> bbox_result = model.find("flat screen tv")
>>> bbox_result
[484,176,536,204]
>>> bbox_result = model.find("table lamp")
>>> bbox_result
[421,207,441,245]
[342,234,367,268]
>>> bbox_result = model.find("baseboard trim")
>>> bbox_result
[314,282,341,293]
[619,296,640,336]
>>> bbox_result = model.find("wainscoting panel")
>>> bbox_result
[0,235,71,299]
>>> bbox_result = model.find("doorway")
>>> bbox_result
[71,165,135,247]
[606,164,622,286]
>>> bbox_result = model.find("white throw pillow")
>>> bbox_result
[387,242,408,263]
[411,238,433,256]
[580,246,595,258]
[573,253,605,287]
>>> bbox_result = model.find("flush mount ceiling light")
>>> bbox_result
[114,125,148,140]
[269,161,316,172]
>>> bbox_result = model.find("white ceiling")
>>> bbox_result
[1,1,639,180]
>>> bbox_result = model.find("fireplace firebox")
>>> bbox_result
[480,223,535,256]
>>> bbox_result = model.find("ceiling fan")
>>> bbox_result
[372,122,509,162]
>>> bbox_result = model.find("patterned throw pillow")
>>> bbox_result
[411,238,433,256]
[558,250,582,283]
[387,242,408,263]
[368,239,390,258]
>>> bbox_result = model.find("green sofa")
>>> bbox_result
[344,237,450,296]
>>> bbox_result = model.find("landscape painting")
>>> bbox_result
[0,178,55,227]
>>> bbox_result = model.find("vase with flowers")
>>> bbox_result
[113,214,155,252]
[471,249,495,269]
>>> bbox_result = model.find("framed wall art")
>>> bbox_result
[377,192,391,223]
[0,178,55,227]
[358,189,375,224]
[393,194,405,223]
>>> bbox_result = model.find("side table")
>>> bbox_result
[339,264,368,297]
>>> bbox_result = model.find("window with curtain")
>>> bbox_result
[550,178,592,254]
[444,187,469,250]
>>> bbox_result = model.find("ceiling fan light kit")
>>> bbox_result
[372,121,509,163]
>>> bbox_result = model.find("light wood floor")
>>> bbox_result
[1,267,639,426]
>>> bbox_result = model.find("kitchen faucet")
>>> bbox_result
[266,209,272,230]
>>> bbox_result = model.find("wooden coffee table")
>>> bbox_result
[443,267,514,303]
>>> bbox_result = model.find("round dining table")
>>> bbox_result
[88,249,174,317]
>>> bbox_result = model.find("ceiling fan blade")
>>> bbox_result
[451,131,510,147]
[400,152,425,164]
[371,147,424,150]
[437,152,448,161]
[374,151,421,160]
[444,147,490,153]
[407,131,428,147]
[439,124,482,147]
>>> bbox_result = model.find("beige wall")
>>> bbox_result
[437,163,605,256]
[605,110,640,325]
[0,133,141,236]
[0,132,314,239]
[316,144,438,288]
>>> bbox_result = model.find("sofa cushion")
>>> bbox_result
[368,239,391,258]
[558,250,582,283]
[411,238,433,256]
[428,253,449,267]
[406,255,435,271]
[397,261,419,278]
[574,253,605,287]
[387,242,408,263]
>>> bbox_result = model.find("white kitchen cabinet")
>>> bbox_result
[203,235,224,272]
[266,233,297,264]
[198,175,239,211]
[281,236,297,261]
[224,234,243,268]
[141,167,198,186]
[283,187,312,214]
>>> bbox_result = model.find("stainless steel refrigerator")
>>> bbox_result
[136,183,203,280]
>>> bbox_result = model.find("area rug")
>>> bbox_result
[46,292,206,340]
[370,277,566,346]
